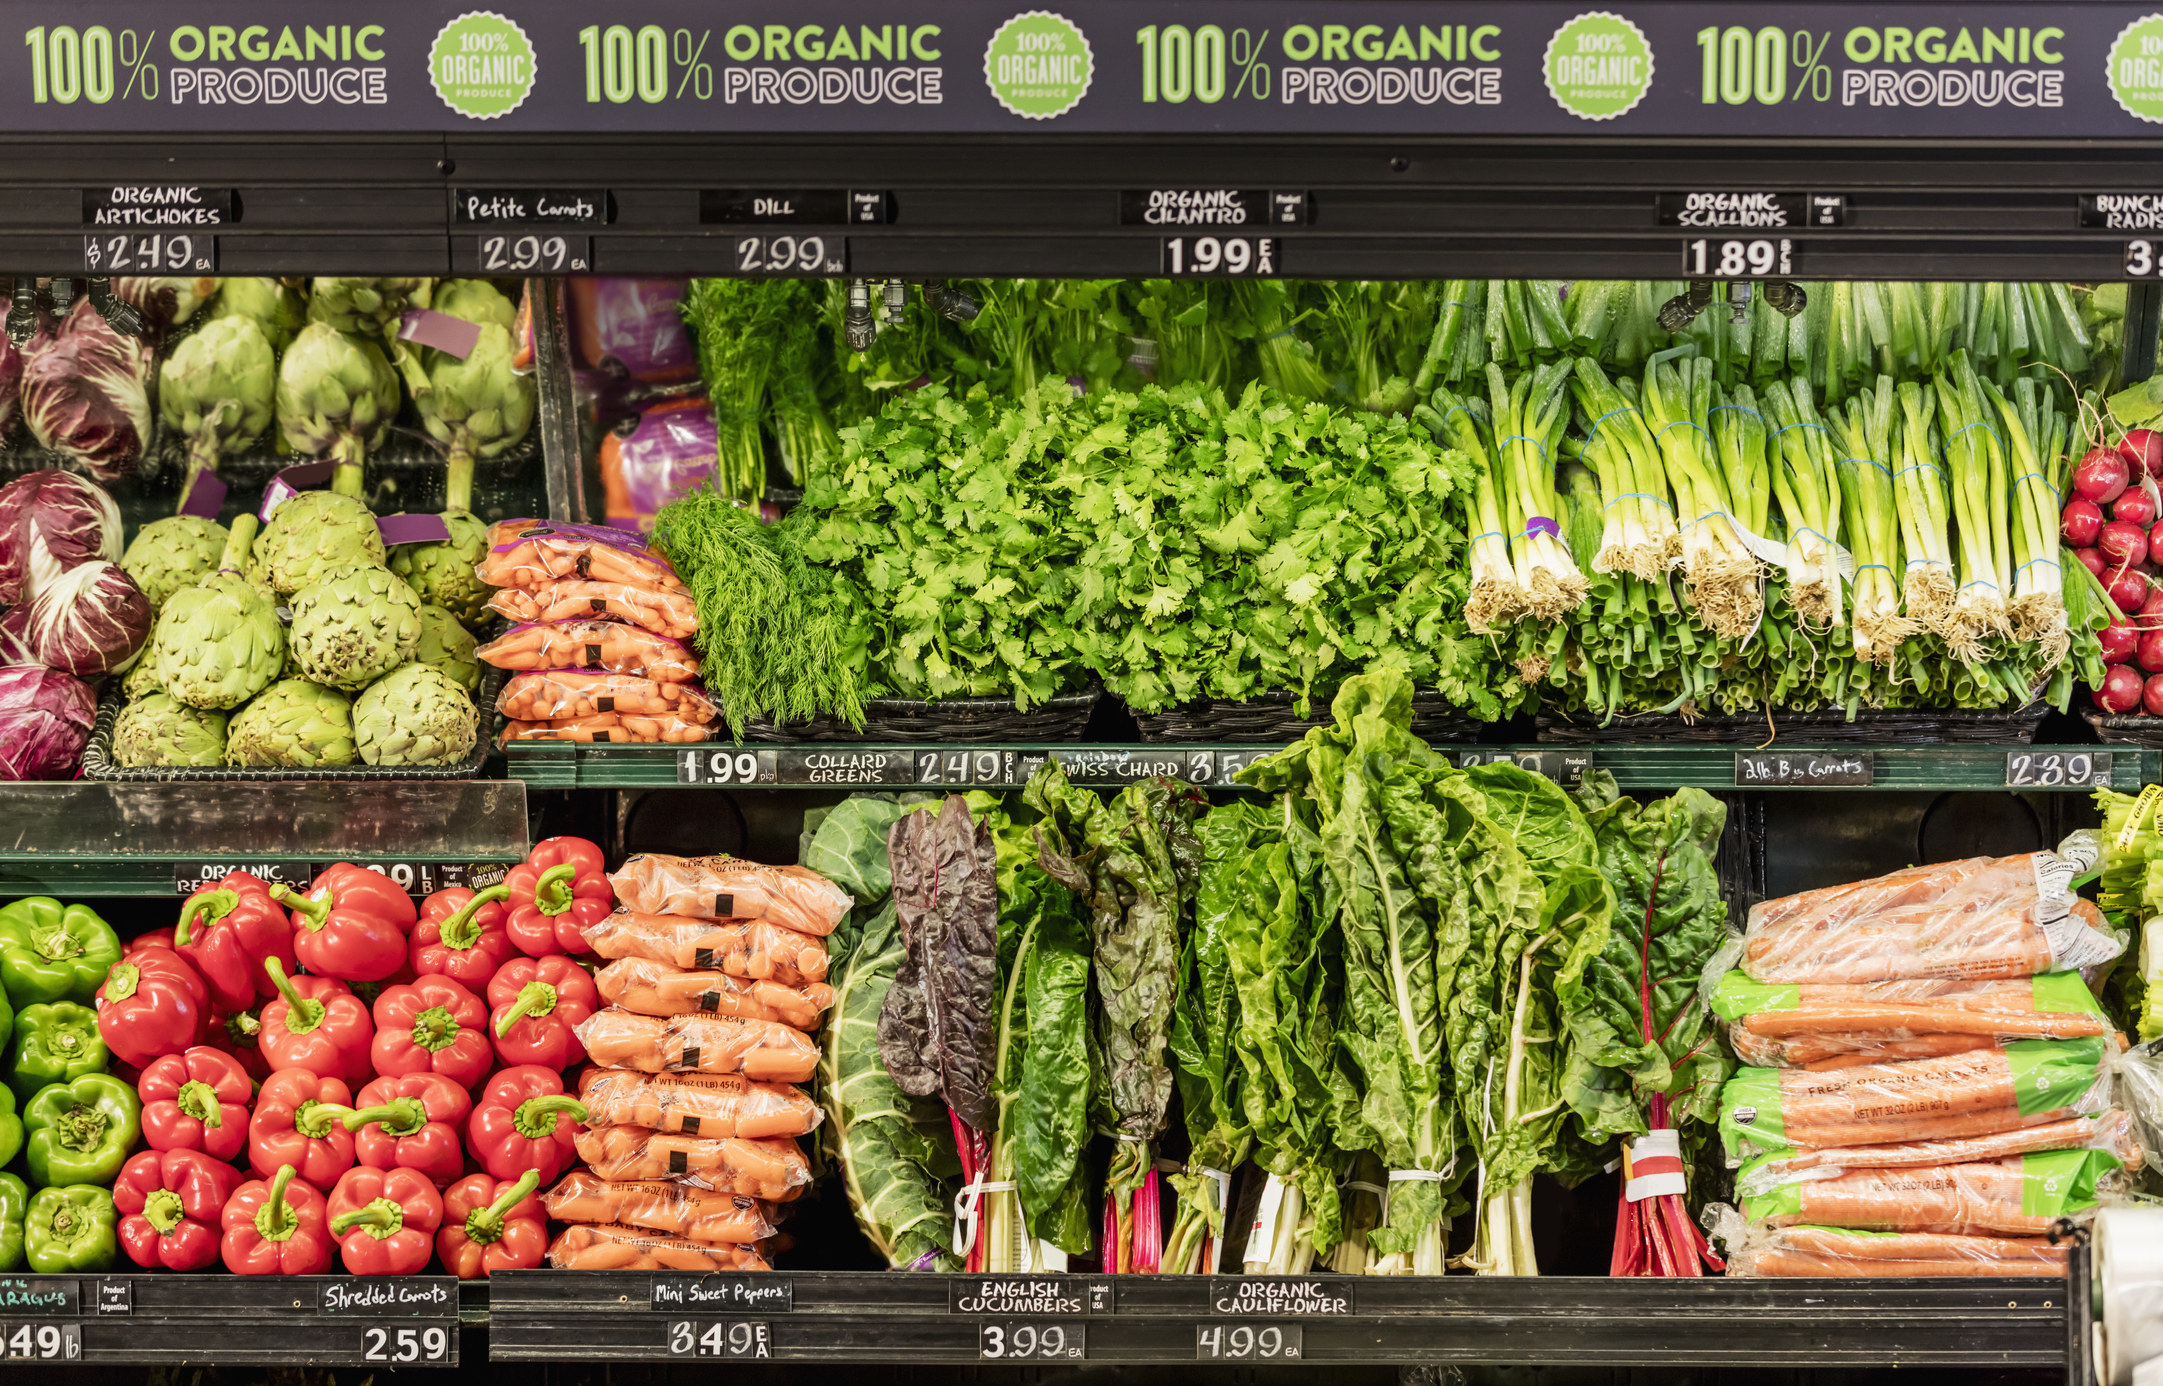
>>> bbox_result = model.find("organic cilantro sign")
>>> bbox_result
[1544,11,1653,121]
[984,11,1093,120]
[429,10,536,119]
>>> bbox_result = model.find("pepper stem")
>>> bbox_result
[511,1094,588,1140]
[264,957,325,1034]
[226,1009,262,1044]
[174,890,236,948]
[175,1079,223,1128]
[103,961,141,1001]
[55,1103,109,1152]
[342,1097,426,1137]
[255,1166,301,1242]
[330,1198,404,1239]
[465,1167,541,1246]
[438,885,510,951]
[531,864,578,917]
[142,1189,185,1236]
[411,1005,461,1053]
[271,885,332,935]
[292,1099,351,1140]
[495,980,558,1038]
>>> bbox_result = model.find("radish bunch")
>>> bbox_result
[2077,429,2163,713]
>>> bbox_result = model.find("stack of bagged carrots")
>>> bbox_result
[475,523,718,745]
[549,852,844,1270]
[1704,833,2156,1276]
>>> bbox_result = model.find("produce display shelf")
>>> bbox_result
[500,741,2147,793]
[0,1273,460,1366]
[484,1270,2067,1367]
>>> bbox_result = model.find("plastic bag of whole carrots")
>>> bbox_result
[476,523,688,592]
[574,1007,820,1083]
[608,855,852,936]
[499,714,713,745]
[1717,1037,2115,1163]
[1736,835,2122,985]
[547,1222,772,1272]
[1715,1218,2070,1277]
[487,519,549,548]
[572,1124,811,1199]
[544,1171,778,1243]
[499,671,717,724]
[489,580,698,641]
[1709,971,2113,1069]
[581,912,829,986]
[1738,1147,2126,1236]
[578,1068,823,1139]
[1738,1108,2145,1190]
[594,956,834,1031]
[477,621,701,683]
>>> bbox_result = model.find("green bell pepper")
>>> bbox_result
[23,1075,139,1187]
[25,1185,115,1272]
[0,899,119,1005]
[0,1175,25,1272]
[7,1003,108,1106]
[0,1088,23,1172]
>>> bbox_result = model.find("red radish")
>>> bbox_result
[2101,620,2140,664]
[2117,487,2160,527]
[2123,429,2163,480]
[2101,519,2150,567]
[2076,546,2109,578]
[2064,498,2106,546]
[2109,564,2151,612]
[2145,673,2163,715]
[2077,446,2132,504]
[2098,663,2147,713]
[2139,628,2163,673]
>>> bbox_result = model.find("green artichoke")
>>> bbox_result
[353,662,478,766]
[152,515,284,710]
[121,650,164,701]
[208,277,308,352]
[288,565,421,692]
[120,516,226,609]
[413,603,481,692]
[305,278,435,336]
[389,510,493,629]
[248,491,385,599]
[113,693,227,767]
[275,322,400,498]
[160,316,276,482]
[430,279,516,333]
[226,679,357,767]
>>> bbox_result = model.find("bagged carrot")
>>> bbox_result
[546,1222,772,1272]
[594,957,834,1031]
[1716,1219,2069,1278]
[1739,1107,2144,1187]
[500,714,714,745]
[608,854,852,936]
[581,912,830,986]
[476,522,689,592]
[572,1124,811,1199]
[1739,1147,2125,1236]
[1710,971,2112,1069]
[578,1068,823,1139]
[489,580,698,641]
[477,621,702,683]
[498,670,717,723]
[487,519,550,548]
[573,1007,820,1083]
[543,1170,778,1243]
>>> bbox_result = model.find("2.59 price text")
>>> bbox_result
[360,1326,451,1363]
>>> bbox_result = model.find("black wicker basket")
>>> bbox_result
[1133,690,1483,744]
[1536,706,2049,746]
[2083,710,2163,747]
[740,687,1103,743]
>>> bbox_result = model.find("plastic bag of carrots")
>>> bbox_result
[544,1171,778,1244]
[499,670,716,724]
[487,519,549,547]
[489,579,698,641]
[608,854,852,936]
[594,956,834,1031]
[477,621,701,683]
[1713,1217,2070,1277]
[1738,1107,2145,1189]
[476,522,688,592]
[1709,971,2113,1069]
[547,1221,772,1272]
[1738,1147,2125,1236]
[572,1124,811,1200]
[499,714,712,745]
[578,1068,823,1139]
[581,912,830,986]
[574,1007,820,1083]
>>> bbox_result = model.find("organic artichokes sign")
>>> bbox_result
[412,604,480,691]
[288,564,421,692]
[114,693,227,767]
[120,516,225,610]
[247,491,385,599]
[151,514,284,711]
[275,321,399,498]
[305,278,434,336]
[225,678,356,767]
[208,278,307,352]
[353,662,478,766]
[160,315,275,482]
[389,510,492,630]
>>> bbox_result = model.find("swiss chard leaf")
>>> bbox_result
[879,797,1000,1135]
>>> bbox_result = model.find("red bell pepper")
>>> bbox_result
[273,863,417,982]
[437,1169,546,1279]
[206,1005,270,1082]
[260,957,373,1088]
[344,1072,472,1188]
[138,1046,252,1162]
[248,1067,357,1187]
[174,871,297,1013]
[117,1147,243,1271]
[96,946,207,1068]
[370,975,492,1091]
[503,837,610,957]
[222,1165,334,1276]
[466,1065,586,1184]
[488,955,598,1069]
[328,1165,443,1276]
[411,885,518,989]
[124,928,176,958]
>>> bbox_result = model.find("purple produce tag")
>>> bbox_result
[399,309,482,360]
[1525,515,1561,540]
[178,470,226,519]
[257,461,338,521]
[378,513,453,546]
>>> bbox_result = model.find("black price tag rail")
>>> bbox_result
[0,1275,460,1366]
